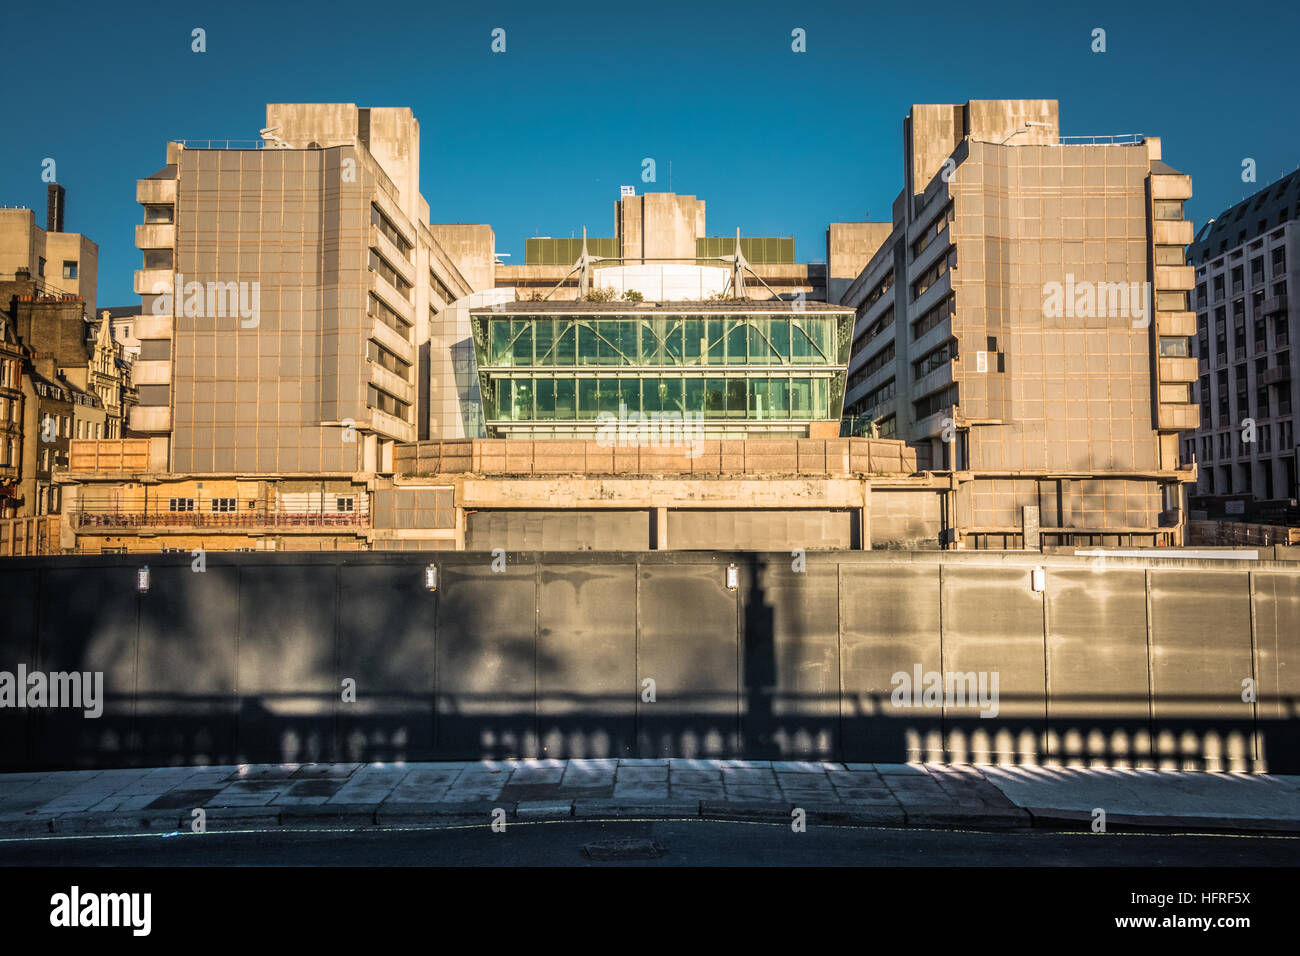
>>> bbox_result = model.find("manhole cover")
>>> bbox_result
[582,838,665,861]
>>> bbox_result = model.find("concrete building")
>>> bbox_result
[1184,170,1299,516]
[54,98,1206,554]
[0,187,97,316]
[124,103,492,478]
[836,99,1198,548]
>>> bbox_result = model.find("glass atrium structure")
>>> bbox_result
[469,303,854,439]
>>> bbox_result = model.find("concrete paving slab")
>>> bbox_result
[385,787,453,803]
[670,770,723,785]
[3,761,1297,838]
[205,790,279,807]
[506,767,564,784]
[667,759,723,770]
[981,766,1300,820]
[874,764,932,775]
[565,759,620,773]
[835,788,902,804]
[720,768,777,783]
[612,785,670,800]
[668,785,726,801]
[771,761,843,773]
[292,763,361,779]
[724,785,784,801]
[615,767,668,782]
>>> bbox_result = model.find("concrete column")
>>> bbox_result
[858,481,872,550]
[654,506,669,550]
[1022,504,1041,551]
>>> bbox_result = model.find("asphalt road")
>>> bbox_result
[2,819,1296,866]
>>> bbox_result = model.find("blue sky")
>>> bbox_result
[3,0,1297,305]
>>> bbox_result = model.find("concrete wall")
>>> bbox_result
[428,224,495,293]
[826,222,892,305]
[0,551,1294,772]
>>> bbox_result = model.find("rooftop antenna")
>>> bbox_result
[544,226,614,300]
[729,228,747,299]
[719,228,781,300]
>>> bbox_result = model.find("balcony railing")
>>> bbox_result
[72,511,369,530]
[174,140,267,150]
[1057,134,1145,145]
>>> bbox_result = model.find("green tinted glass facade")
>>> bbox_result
[695,237,795,264]
[485,315,839,368]
[471,309,852,433]
[491,374,831,421]
[525,237,620,265]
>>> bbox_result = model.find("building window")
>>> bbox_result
[38,257,45,277]
[370,204,413,258]
[910,250,955,301]
[143,249,173,270]
[853,307,895,352]
[1158,337,1189,358]
[1152,201,1184,220]
[367,384,410,420]
[368,293,412,341]
[168,497,196,512]
[369,250,413,299]
[912,295,954,340]
[913,385,957,421]
[62,261,78,279]
[914,338,958,378]
[211,497,236,512]
[847,342,894,391]
[336,497,355,512]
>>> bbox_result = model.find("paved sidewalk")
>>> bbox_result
[1,760,1297,837]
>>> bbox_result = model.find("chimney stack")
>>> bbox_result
[47,183,65,233]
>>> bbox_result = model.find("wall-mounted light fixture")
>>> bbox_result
[1031,567,1045,593]
[424,564,439,592]
[136,565,151,593]
[725,564,739,590]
